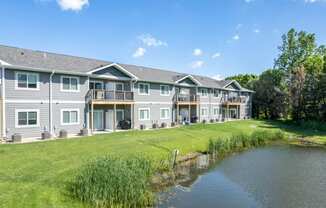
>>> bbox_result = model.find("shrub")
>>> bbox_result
[68,156,154,208]
[161,122,167,128]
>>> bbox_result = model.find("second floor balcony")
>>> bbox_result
[222,96,247,105]
[174,93,200,104]
[86,89,134,104]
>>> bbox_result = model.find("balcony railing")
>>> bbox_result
[222,96,246,104]
[86,89,134,103]
[174,94,200,103]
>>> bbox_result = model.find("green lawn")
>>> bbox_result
[0,120,325,208]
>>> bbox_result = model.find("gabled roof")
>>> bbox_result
[0,44,252,92]
[175,74,202,86]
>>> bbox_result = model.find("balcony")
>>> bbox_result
[222,96,246,105]
[86,89,134,104]
[174,94,200,104]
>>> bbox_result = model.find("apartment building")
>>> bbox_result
[0,45,253,140]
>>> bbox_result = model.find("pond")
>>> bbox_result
[157,145,326,208]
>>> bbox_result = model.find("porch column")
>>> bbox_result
[177,104,179,123]
[91,102,94,133]
[188,104,191,122]
[113,104,116,132]
[131,104,134,129]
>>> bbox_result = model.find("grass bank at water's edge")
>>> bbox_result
[0,120,325,208]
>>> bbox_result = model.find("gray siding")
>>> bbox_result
[134,103,173,129]
[133,81,175,103]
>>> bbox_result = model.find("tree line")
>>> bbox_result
[226,29,326,123]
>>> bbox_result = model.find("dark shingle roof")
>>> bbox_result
[0,44,244,90]
[0,44,111,72]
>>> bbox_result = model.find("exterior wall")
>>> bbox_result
[6,103,49,138]
[4,69,88,138]
[1,67,253,139]
[134,103,173,129]
[133,81,175,103]
[52,103,86,136]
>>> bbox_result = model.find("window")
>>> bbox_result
[139,108,150,120]
[214,89,220,97]
[89,81,103,90]
[160,85,170,96]
[138,83,150,95]
[61,76,79,92]
[15,109,39,128]
[61,109,79,125]
[160,108,170,119]
[200,88,208,97]
[15,72,39,90]
[201,108,208,116]
[213,107,220,116]
[115,83,124,91]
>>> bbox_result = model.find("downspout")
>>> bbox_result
[49,71,55,136]
[1,64,5,139]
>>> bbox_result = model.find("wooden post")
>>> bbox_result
[113,104,116,132]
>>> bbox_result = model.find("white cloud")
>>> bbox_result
[305,0,322,3]
[212,74,224,81]
[193,48,203,56]
[132,47,146,58]
[253,29,260,33]
[233,34,240,40]
[138,34,167,47]
[212,52,221,59]
[190,60,204,69]
[56,0,89,11]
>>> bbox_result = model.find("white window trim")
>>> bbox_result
[15,71,40,91]
[213,107,220,116]
[139,108,150,121]
[60,108,80,125]
[115,82,124,91]
[138,83,150,95]
[15,109,40,128]
[89,80,104,90]
[201,107,209,116]
[160,107,171,119]
[160,85,170,96]
[200,88,208,98]
[60,76,80,92]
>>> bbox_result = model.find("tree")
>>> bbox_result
[275,28,316,74]
[252,69,287,119]
[289,66,306,121]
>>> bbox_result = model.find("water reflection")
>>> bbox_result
[157,146,326,208]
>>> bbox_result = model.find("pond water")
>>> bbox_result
[157,145,326,208]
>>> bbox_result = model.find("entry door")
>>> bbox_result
[93,110,104,130]
[105,110,114,130]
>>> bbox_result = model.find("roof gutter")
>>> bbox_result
[1,64,6,139]
[49,70,55,136]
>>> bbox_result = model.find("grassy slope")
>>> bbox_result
[0,120,325,208]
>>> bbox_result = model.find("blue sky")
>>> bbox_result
[1,0,326,79]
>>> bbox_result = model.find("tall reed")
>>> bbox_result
[208,130,285,155]
[68,155,155,208]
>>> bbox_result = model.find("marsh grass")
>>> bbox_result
[208,130,286,156]
[68,155,155,208]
